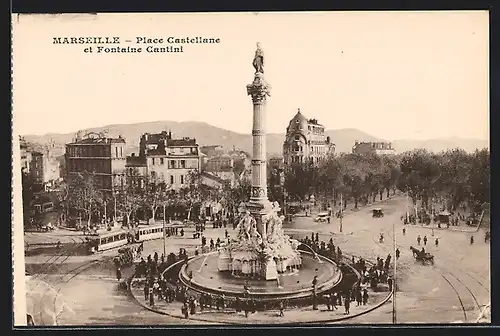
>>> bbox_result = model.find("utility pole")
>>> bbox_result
[339,193,343,233]
[406,187,410,222]
[163,203,166,257]
[103,195,107,225]
[392,217,397,324]
[114,192,117,223]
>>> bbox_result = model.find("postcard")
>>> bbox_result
[11,11,490,326]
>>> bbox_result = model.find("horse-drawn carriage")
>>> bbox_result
[372,208,384,218]
[410,246,434,265]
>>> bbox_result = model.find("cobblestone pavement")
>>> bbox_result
[25,195,490,325]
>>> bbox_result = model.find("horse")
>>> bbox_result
[409,246,420,257]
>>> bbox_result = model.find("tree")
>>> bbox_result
[67,172,103,228]
[381,155,401,197]
[142,178,167,224]
[233,159,246,177]
[284,161,318,201]
[180,170,212,220]
[467,148,490,212]
[438,148,472,211]
[120,183,143,227]
[397,149,441,209]
[21,169,34,228]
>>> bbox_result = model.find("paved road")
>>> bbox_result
[25,195,490,325]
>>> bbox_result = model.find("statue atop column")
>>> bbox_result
[247,42,271,103]
[252,42,264,74]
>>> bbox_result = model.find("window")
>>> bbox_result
[120,147,123,157]
[180,160,186,168]
[170,175,174,184]
[180,175,184,184]
[169,160,176,169]
[115,147,118,158]
[152,158,155,165]
[160,158,164,165]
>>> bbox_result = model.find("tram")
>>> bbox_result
[88,229,129,253]
[136,223,166,242]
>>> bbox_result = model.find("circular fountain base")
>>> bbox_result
[179,251,342,301]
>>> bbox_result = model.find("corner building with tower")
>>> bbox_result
[283,109,335,166]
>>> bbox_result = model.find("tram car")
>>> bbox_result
[88,229,129,253]
[135,223,166,242]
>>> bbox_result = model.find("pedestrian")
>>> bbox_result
[388,277,393,292]
[279,300,284,317]
[330,292,337,310]
[356,289,362,306]
[344,294,350,315]
[327,216,330,224]
[402,227,406,236]
[149,288,155,306]
[417,235,421,245]
[181,303,189,319]
[144,284,149,301]
[325,294,331,311]
[395,248,400,260]
[116,267,122,282]
[470,236,474,245]
[435,238,439,247]
[423,236,427,245]
[362,288,369,305]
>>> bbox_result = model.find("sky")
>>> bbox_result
[12,11,489,141]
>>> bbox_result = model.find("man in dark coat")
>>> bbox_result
[344,294,350,315]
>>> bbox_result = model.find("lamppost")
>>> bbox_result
[114,190,119,223]
[103,195,107,225]
[339,193,343,233]
[392,216,397,324]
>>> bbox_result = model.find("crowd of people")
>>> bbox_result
[297,235,396,315]
[119,215,396,319]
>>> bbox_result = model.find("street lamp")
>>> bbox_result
[392,217,397,324]
[114,190,119,223]
[339,193,343,233]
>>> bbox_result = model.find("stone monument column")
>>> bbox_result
[246,42,278,280]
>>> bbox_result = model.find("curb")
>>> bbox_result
[127,262,394,325]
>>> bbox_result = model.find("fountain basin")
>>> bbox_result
[179,251,342,301]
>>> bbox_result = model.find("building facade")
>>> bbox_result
[20,137,31,173]
[205,155,234,172]
[133,131,201,190]
[29,152,44,186]
[352,141,396,155]
[283,109,335,165]
[65,132,127,193]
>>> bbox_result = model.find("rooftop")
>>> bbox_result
[67,137,126,145]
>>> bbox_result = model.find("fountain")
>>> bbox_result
[178,43,342,301]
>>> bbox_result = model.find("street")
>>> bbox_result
[25,195,490,325]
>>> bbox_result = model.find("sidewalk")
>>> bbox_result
[403,222,479,234]
[128,276,392,325]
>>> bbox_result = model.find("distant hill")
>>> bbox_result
[392,137,489,154]
[21,121,488,157]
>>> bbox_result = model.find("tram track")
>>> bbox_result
[440,273,468,321]
[383,225,489,322]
